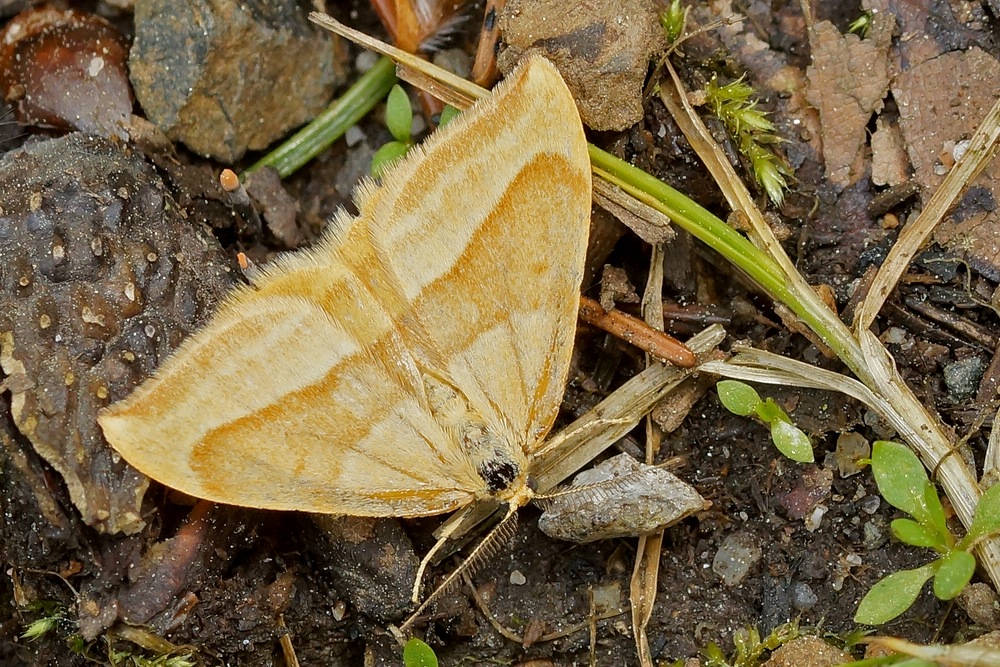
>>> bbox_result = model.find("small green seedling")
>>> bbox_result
[371,87,461,178]
[703,622,801,667]
[848,11,873,38]
[853,440,1000,625]
[371,84,415,178]
[20,601,69,642]
[702,77,793,207]
[716,380,814,463]
[660,0,688,45]
[403,637,439,667]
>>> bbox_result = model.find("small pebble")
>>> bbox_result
[355,50,380,73]
[860,495,881,514]
[713,532,761,586]
[804,504,827,532]
[791,582,818,611]
[943,357,986,402]
[953,139,971,162]
[863,520,885,550]
[509,570,526,586]
[863,410,896,439]
[883,327,907,344]
[344,125,366,148]
[431,48,472,79]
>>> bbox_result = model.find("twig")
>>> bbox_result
[578,296,696,367]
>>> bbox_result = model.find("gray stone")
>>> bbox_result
[130,0,338,162]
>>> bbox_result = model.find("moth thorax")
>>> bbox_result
[460,420,524,496]
[423,374,527,498]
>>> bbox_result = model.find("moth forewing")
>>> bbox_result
[98,56,591,519]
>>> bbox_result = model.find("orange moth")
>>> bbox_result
[98,56,592,522]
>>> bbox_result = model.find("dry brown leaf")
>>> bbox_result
[891,47,1000,280]
[805,14,893,189]
[871,117,911,187]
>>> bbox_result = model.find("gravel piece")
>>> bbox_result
[129,0,338,162]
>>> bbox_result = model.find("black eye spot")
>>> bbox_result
[478,456,519,494]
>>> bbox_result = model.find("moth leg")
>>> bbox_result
[401,503,520,633]
[411,515,464,603]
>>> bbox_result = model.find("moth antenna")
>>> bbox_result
[418,12,469,54]
[533,466,652,511]
[400,504,519,634]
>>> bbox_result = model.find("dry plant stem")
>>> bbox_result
[309,13,485,102]
[578,296,696,367]
[867,636,1000,666]
[395,65,479,110]
[630,243,668,667]
[855,96,1000,331]
[987,411,1000,485]
[655,62,1000,586]
[277,614,300,667]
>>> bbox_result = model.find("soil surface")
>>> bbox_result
[2,1,999,666]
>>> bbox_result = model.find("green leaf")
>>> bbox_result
[890,518,942,549]
[871,441,933,522]
[933,550,975,600]
[403,638,439,667]
[438,105,460,127]
[968,482,1000,542]
[21,616,58,641]
[771,420,814,463]
[659,0,685,42]
[716,380,761,417]
[756,397,792,425]
[920,478,951,547]
[385,84,413,143]
[853,564,934,625]
[848,11,872,37]
[370,141,410,178]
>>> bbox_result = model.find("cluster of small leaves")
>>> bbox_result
[371,84,415,178]
[659,0,688,44]
[371,88,461,178]
[848,11,873,38]
[854,440,1000,625]
[716,380,814,463]
[21,606,193,667]
[703,77,793,206]
[403,638,439,667]
[106,646,197,667]
[702,623,801,667]
[20,601,69,642]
